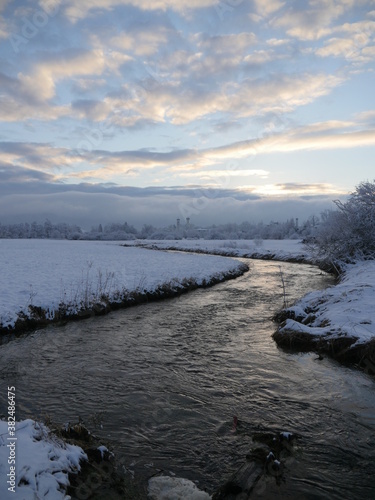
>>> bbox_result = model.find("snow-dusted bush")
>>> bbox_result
[309,180,375,262]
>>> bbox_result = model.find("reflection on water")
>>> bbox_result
[0,260,374,498]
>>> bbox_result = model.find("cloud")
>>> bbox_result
[71,99,112,121]
[21,49,130,100]
[355,110,375,124]
[18,50,110,101]
[271,0,358,41]
[110,72,343,126]
[0,181,337,227]
[0,0,11,38]
[50,0,219,21]
[253,0,285,17]
[251,182,346,196]
[0,141,77,172]
[0,162,56,182]
[0,48,131,121]
[2,111,375,185]
[0,2,356,128]
[110,26,171,56]
[206,120,375,161]
[315,20,375,62]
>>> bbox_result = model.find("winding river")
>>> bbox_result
[1,259,375,498]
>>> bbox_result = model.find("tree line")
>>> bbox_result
[0,217,319,241]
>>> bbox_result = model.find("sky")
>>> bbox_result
[1,0,375,228]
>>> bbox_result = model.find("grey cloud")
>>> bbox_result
[0,179,259,200]
[0,179,335,228]
[0,163,55,182]
[71,99,110,120]
[85,147,199,166]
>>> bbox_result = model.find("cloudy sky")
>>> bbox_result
[1,0,375,228]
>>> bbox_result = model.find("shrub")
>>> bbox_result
[309,180,375,263]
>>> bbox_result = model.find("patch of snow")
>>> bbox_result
[280,432,293,440]
[279,261,375,345]
[97,445,109,458]
[0,419,86,500]
[148,476,211,500]
[127,239,311,261]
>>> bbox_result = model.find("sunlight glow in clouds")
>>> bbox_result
[1,0,375,226]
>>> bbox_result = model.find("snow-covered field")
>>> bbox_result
[0,419,86,500]
[126,238,312,261]
[0,239,247,330]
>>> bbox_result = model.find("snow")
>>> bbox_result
[97,445,109,458]
[148,476,211,500]
[0,239,246,329]
[0,419,86,500]
[126,238,311,261]
[279,260,375,345]
[2,237,373,346]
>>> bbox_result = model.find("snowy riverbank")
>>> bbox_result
[0,239,248,335]
[273,260,375,371]
[125,238,315,263]
[0,419,86,500]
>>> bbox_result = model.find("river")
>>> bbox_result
[1,259,374,498]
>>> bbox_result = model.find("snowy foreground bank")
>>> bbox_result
[0,419,86,500]
[0,239,247,334]
[0,418,210,500]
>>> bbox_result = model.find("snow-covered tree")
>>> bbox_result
[308,180,375,262]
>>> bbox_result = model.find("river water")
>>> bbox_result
[1,259,375,499]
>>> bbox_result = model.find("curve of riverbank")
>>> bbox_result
[0,263,248,339]
[126,239,335,273]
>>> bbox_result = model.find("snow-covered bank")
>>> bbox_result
[0,239,248,334]
[273,261,375,371]
[0,419,86,500]
[125,239,314,263]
